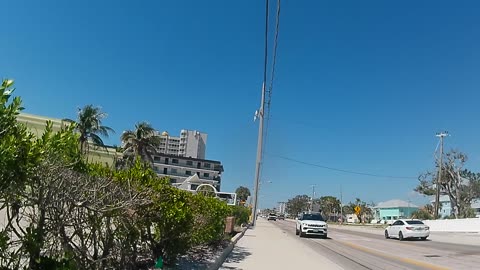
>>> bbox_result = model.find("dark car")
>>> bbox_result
[277,214,285,220]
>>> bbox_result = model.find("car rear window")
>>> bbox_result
[406,220,424,225]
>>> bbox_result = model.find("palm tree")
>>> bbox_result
[66,105,114,154]
[121,122,160,163]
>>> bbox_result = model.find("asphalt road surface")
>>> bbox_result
[272,220,480,270]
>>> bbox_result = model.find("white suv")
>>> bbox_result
[296,212,328,238]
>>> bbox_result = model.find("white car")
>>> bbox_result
[295,212,328,238]
[385,219,430,241]
[267,213,277,221]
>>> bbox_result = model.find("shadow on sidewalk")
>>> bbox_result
[222,246,252,265]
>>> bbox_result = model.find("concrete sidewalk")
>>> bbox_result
[220,219,343,270]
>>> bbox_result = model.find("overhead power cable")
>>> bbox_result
[270,154,418,180]
[261,0,281,164]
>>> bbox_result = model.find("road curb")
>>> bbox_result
[208,226,249,270]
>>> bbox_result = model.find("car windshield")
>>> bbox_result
[302,214,324,221]
[269,214,276,216]
[406,220,424,225]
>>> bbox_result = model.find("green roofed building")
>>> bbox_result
[373,199,419,221]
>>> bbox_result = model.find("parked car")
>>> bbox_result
[267,213,277,221]
[385,219,430,241]
[277,214,285,220]
[295,212,328,238]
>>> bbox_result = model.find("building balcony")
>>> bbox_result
[153,162,222,173]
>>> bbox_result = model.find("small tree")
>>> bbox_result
[411,208,433,220]
[416,150,480,218]
[286,195,310,217]
[121,122,161,164]
[66,104,114,154]
[346,198,372,223]
[315,196,341,219]
[235,186,251,203]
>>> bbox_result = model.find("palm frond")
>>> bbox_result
[121,130,136,143]
[89,133,105,146]
[97,125,115,137]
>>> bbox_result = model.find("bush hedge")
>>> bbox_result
[0,79,233,269]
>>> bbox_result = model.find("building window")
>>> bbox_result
[163,168,167,174]
[172,159,179,164]
[153,156,161,162]
[171,168,177,174]
[170,178,176,184]
[203,173,210,178]
[204,163,211,168]
[186,171,192,176]
[186,161,193,166]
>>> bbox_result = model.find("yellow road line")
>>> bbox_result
[340,241,450,270]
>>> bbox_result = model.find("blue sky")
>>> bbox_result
[2,1,480,208]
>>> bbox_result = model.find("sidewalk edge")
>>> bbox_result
[208,226,249,270]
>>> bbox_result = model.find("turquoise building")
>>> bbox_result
[373,199,419,221]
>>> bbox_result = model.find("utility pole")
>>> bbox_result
[434,131,448,220]
[252,0,269,227]
[340,185,343,224]
[310,185,316,211]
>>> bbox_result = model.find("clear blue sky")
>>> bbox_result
[2,0,480,208]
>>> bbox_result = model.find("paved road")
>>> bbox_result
[273,220,480,270]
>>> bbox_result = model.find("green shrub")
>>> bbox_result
[190,194,231,246]
[229,205,250,226]
[0,79,236,268]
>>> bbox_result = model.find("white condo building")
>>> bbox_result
[152,153,223,191]
[157,129,207,159]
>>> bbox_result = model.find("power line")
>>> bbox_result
[262,0,269,87]
[269,154,417,180]
[267,0,281,105]
[261,0,281,163]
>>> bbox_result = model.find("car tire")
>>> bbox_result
[299,227,304,238]
[322,234,327,239]
[399,231,404,241]
[420,237,427,241]
[295,228,299,235]
[384,230,390,239]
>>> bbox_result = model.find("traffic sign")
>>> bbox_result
[354,206,361,215]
